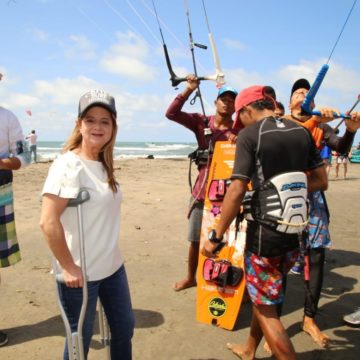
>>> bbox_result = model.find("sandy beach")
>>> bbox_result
[0,158,359,360]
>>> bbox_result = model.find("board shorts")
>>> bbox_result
[0,170,21,267]
[244,249,299,305]
[307,191,331,249]
[337,155,348,164]
[187,196,204,242]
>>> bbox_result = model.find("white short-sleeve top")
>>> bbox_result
[0,106,30,167]
[42,151,123,281]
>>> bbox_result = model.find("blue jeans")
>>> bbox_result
[29,144,37,162]
[57,265,134,360]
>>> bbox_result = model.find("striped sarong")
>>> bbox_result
[0,170,21,267]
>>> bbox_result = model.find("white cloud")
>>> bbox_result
[140,121,167,128]
[31,27,49,41]
[112,31,149,57]
[117,92,163,113]
[1,93,40,109]
[162,45,190,61]
[34,76,98,105]
[100,31,158,81]
[277,59,325,84]
[223,38,246,51]
[101,55,157,80]
[225,68,264,89]
[65,35,97,60]
[323,61,360,94]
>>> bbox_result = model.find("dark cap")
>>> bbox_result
[78,90,117,118]
[290,79,310,99]
[264,86,276,100]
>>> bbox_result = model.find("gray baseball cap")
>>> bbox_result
[78,89,117,118]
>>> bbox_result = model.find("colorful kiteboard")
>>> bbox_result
[196,141,247,330]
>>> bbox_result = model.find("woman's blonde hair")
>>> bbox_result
[63,107,118,193]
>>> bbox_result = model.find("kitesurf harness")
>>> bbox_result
[242,172,309,234]
[187,118,213,219]
[188,117,233,196]
[188,116,213,192]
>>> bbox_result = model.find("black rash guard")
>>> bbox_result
[232,116,324,257]
[321,123,355,152]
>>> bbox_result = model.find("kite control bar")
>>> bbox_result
[301,64,329,115]
[301,64,356,119]
[153,0,225,89]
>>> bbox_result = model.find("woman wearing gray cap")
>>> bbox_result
[40,90,134,359]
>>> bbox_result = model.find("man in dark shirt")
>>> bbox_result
[202,85,328,359]
[165,75,237,291]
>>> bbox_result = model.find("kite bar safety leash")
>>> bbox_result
[301,0,358,119]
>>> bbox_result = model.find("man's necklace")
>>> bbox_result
[291,114,311,122]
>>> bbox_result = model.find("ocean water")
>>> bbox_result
[36,141,197,161]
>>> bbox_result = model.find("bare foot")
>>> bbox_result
[226,343,254,360]
[301,317,330,348]
[172,278,196,292]
[263,340,272,354]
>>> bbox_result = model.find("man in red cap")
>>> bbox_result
[202,85,328,359]
[284,78,360,348]
[165,75,238,291]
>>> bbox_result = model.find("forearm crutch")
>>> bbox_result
[98,302,111,359]
[54,190,90,360]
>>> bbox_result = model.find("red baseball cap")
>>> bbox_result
[233,85,266,131]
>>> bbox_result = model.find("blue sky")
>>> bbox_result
[1,0,359,144]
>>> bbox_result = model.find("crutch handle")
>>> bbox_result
[55,272,88,284]
[67,190,90,207]
[55,273,65,283]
